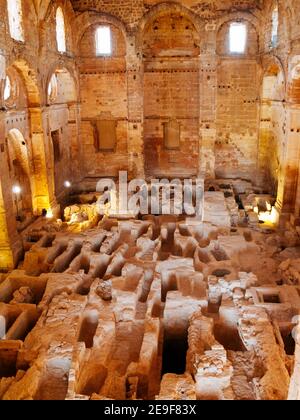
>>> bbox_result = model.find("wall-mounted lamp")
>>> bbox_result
[64,180,71,188]
[46,209,54,219]
[12,185,21,195]
[12,185,21,219]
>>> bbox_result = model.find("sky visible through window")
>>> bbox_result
[7,0,24,42]
[56,7,66,53]
[271,6,279,46]
[96,26,112,55]
[230,23,247,53]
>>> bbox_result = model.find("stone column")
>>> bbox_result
[0,183,16,270]
[0,116,22,269]
[30,107,57,215]
[0,54,21,269]
[68,103,81,183]
[126,34,145,180]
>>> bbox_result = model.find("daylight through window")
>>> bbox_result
[7,0,24,42]
[96,26,112,56]
[230,22,247,53]
[56,7,66,53]
[271,5,279,47]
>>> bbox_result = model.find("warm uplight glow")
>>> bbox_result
[46,209,54,219]
[230,23,247,53]
[258,206,278,225]
[12,185,21,194]
[64,180,71,188]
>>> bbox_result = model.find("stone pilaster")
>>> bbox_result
[126,35,145,180]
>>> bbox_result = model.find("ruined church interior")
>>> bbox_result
[1,0,300,401]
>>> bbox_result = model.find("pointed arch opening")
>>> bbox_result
[56,7,66,53]
[7,129,33,222]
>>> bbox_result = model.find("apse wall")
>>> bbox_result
[75,4,262,182]
[142,11,200,178]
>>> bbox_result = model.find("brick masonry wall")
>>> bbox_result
[144,67,200,178]
[2,0,300,268]
[216,60,259,181]
[79,22,129,177]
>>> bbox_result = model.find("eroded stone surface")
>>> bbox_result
[1,0,300,401]
[0,185,299,400]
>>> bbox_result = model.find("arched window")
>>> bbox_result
[271,5,279,47]
[56,7,66,53]
[96,26,112,56]
[229,22,247,54]
[7,0,24,42]
[4,76,11,101]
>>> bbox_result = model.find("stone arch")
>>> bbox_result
[216,11,259,32]
[74,11,128,55]
[288,59,300,104]
[7,59,41,107]
[7,128,30,177]
[42,0,75,54]
[46,65,78,105]
[37,0,54,20]
[260,57,286,101]
[136,1,204,54]
[216,14,259,56]
[1,65,27,110]
[6,129,33,218]
[139,2,201,179]
[45,65,80,198]
[258,57,286,196]
[0,175,20,270]
[5,59,52,214]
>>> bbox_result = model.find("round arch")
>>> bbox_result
[288,58,300,104]
[136,1,204,53]
[5,59,52,214]
[7,129,30,176]
[46,65,78,105]
[7,59,41,107]
[7,129,33,218]
[260,56,286,101]
[74,11,128,54]
[216,11,259,32]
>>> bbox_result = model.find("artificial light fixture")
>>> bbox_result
[46,209,54,219]
[64,180,71,188]
[258,206,278,225]
[12,185,21,220]
[12,185,21,194]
